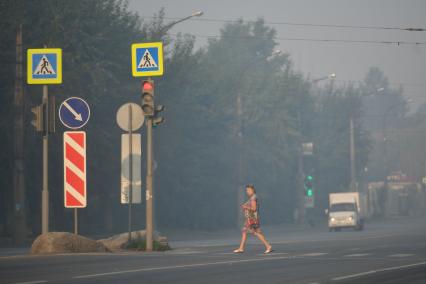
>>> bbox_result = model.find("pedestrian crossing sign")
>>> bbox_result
[131,42,163,77]
[27,48,62,84]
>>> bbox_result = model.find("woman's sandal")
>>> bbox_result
[264,247,273,254]
[233,249,244,253]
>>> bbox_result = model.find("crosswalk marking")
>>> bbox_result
[344,253,371,257]
[165,250,203,255]
[388,253,414,257]
[299,252,328,257]
[257,252,288,256]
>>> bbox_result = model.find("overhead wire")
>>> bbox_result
[146,16,426,32]
[168,32,426,46]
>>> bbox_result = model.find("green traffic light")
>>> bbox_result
[307,189,313,197]
[307,175,313,181]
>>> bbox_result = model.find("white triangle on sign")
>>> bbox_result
[33,55,56,75]
[137,49,158,69]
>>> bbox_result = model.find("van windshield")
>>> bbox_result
[330,203,356,212]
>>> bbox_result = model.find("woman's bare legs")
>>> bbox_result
[237,231,247,251]
[254,232,272,250]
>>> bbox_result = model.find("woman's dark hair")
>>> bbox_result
[245,184,256,192]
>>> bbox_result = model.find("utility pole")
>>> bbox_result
[349,117,356,192]
[13,0,27,243]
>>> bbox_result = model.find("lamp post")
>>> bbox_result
[144,10,203,252]
[382,99,413,202]
[295,73,335,223]
[236,50,281,226]
[350,87,385,192]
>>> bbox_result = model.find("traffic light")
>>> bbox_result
[141,79,154,116]
[304,175,314,197]
[31,104,44,132]
[153,105,165,127]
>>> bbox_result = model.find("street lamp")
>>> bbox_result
[312,73,336,83]
[160,10,204,33]
[350,87,385,192]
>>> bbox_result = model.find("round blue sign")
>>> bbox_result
[59,97,90,129]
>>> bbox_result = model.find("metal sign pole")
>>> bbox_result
[42,84,49,234]
[146,117,153,251]
[74,208,78,234]
[128,104,133,243]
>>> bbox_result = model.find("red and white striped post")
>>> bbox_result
[63,131,87,234]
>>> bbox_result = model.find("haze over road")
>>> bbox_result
[1,217,425,284]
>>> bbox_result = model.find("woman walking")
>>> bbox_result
[234,184,273,254]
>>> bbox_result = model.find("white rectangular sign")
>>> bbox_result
[121,134,142,204]
[304,196,314,208]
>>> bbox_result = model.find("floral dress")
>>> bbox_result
[242,194,261,234]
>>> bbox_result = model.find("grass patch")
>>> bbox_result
[126,240,171,251]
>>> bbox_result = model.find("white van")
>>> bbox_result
[326,192,366,231]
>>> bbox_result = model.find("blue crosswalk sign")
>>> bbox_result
[27,48,62,84]
[131,42,163,77]
[32,54,57,79]
[59,97,90,130]
[136,48,159,72]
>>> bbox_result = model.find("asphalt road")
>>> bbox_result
[1,217,426,284]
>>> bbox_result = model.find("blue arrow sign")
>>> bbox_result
[59,97,90,129]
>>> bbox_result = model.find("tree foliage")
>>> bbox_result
[0,1,375,236]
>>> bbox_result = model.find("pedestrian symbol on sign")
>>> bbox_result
[136,48,159,72]
[138,49,158,68]
[34,55,56,75]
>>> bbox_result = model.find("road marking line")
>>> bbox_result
[331,261,426,281]
[164,250,203,255]
[347,247,360,251]
[344,253,371,257]
[14,281,48,284]
[73,255,293,279]
[257,252,288,256]
[299,253,328,257]
[388,254,414,257]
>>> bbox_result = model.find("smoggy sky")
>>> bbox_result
[129,0,426,107]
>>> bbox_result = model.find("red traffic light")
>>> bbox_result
[142,81,153,91]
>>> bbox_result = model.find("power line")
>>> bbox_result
[169,33,426,46]
[332,79,426,88]
[147,16,426,32]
